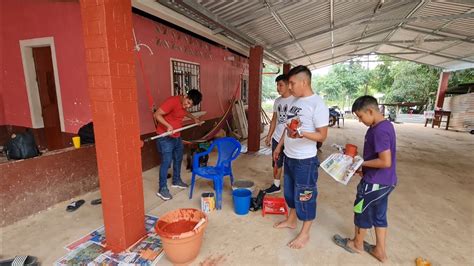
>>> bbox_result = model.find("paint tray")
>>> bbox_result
[262,196,288,217]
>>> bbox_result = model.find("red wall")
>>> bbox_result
[0,0,248,135]
[132,15,248,133]
[1,0,91,132]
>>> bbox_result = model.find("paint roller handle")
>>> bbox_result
[193,218,206,230]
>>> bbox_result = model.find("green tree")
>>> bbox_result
[315,62,370,110]
[369,55,394,94]
[448,68,474,88]
[385,61,440,111]
[261,65,279,100]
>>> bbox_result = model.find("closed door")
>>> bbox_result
[33,46,63,150]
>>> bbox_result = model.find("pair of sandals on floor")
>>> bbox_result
[333,234,379,260]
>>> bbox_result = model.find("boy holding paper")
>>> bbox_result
[333,95,397,263]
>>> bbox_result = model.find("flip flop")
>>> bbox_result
[66,199,85,212]
[363,241,375,253]
[333,234,357,253]
[91,198,102,205]
[363,242,386,262]
[0,255,38,266]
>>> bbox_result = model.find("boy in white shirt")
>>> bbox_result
[273,65,329,249]
[264,74,295,194]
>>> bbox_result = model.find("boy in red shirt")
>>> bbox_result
[154,89,202,200]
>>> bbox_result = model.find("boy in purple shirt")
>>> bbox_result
[333,95,397,263]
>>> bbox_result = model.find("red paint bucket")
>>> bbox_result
[345,144,358,157]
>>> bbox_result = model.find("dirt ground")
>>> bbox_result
[1,119,473,265]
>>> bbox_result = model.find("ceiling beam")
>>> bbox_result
[213,2,287,34]
[350,37,462,45]
[411,8,474,62]
[299,44,380,67]
[159,0,286,63]
[387,43,474,63]
[289,27,396,61]
[402,25,474,44]
[374,0,428,54]
[348,52,422,56]
[132,0,250,57]
[268,1,416,50]
[359,11,474,24]
[166,0,257,45]
[307,52,443,70]
[354,0,385,54]
[264,0,314,65]
[379,53,443,68]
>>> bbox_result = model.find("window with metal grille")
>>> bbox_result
[171,60,201,112]
[241,76,248,105]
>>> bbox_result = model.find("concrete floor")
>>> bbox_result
[1,119,473,265]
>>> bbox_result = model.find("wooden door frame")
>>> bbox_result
[20,37,65,132]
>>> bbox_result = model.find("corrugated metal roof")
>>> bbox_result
[150,0,474,70]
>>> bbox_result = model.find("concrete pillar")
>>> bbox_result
[79,0,146,252]
[435,72,450,109]
[283,63,291,75]
[248,46,263,152]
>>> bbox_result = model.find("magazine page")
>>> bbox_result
[321,153,363,185]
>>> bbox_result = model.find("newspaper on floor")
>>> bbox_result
[57,214,163,265]
[55,242,105,265]
[321,153,364,185]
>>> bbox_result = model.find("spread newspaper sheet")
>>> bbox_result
[321,153,364,185]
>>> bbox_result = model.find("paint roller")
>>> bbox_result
[140,121,205,147]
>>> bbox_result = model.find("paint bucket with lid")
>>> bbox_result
[155,208,208,265]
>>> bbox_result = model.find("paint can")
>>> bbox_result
[201,192,215,213]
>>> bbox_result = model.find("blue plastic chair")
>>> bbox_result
[189,137,241,209]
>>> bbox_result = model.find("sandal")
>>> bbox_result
[66,199,85,212]
[333,234,357,253]
[0,255,38,266]
[91,198,102,205]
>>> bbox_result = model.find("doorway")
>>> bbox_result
[20,37,65,151]
[32,47,63,150]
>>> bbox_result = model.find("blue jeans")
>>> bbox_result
[156,136,183,190]
[283,156,320,221]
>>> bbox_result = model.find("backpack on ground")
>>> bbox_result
[4,131,41,160]
[78,122,95,144]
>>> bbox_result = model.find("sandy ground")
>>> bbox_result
[1,119,473,265]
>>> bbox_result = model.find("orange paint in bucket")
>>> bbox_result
[155,208,207,265]
[345,144,358,157]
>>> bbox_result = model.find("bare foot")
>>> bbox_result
[287,233,310,249]
[346,239,363,253]
[369,246,388,263]
[274,219,296,229]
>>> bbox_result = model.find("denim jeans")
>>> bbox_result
[283,156,320,221]
[156,136,183,190]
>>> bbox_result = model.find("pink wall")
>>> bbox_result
[1,0,91,132]
[1,0,248,135]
